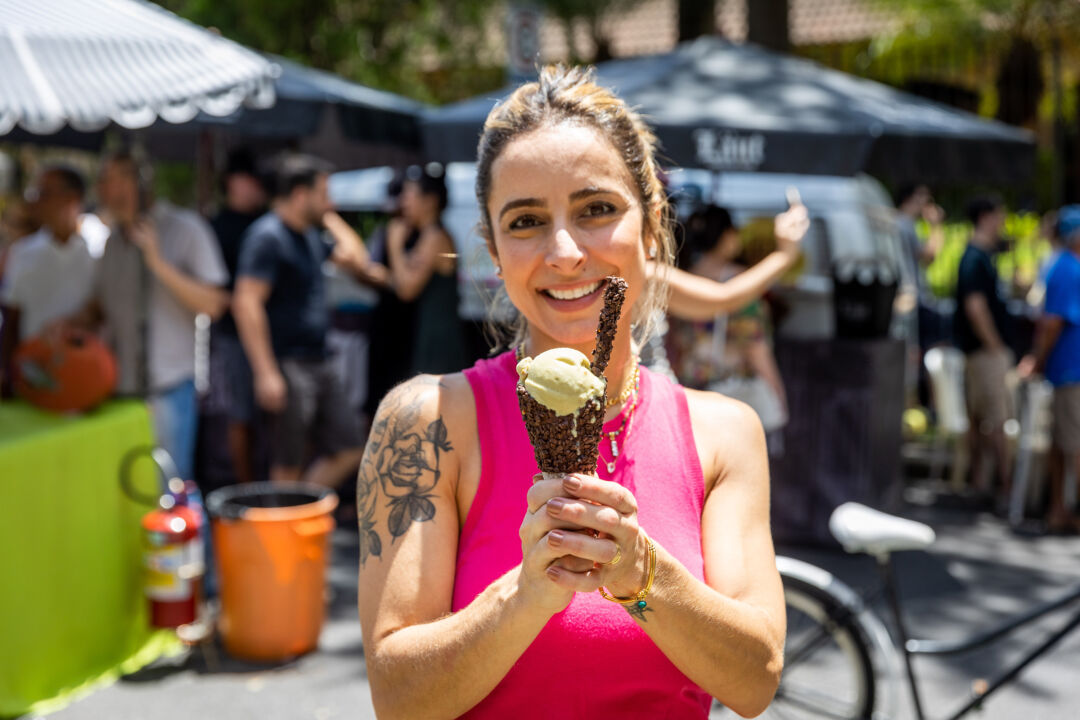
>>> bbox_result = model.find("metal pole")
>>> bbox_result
[879,556,926,720]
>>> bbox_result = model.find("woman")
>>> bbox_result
[668,205,789,438]
[357,66,807,719]
[387,163,469,375]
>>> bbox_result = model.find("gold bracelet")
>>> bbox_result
[598,535,656,610]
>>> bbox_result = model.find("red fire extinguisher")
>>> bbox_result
[122,447,205,628]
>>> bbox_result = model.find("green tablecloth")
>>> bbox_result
[0,400,181,717]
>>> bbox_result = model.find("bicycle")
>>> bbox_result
[744,503,1080,720]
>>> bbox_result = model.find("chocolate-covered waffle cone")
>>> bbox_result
[517,277,628,476]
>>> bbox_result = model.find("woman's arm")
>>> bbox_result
[322,211,391,287]
[358,375,586,720]
[660,204,809,321]
[386,222,452,302]
[540,396,785,717]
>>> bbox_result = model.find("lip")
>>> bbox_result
[537,278,607,312]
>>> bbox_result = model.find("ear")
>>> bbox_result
[484,235,502,276]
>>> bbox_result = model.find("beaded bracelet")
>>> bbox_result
[598,535,657,611]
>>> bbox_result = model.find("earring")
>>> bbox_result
[647,245,657,259]
[495,264,503,277]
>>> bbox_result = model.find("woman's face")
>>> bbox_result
[486,123,650,350]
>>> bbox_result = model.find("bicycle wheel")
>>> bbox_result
[715,575,877,719]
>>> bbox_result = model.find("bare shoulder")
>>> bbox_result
[358,372,476,566]
[682,387,767,494]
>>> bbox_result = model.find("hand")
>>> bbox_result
[921,203,945,226]
[518,473,606,615]
[774,204,810,258]
[1017,354,1039,380]
[129,219,163,270]
[527,473,649,599]
[254,368,287,413]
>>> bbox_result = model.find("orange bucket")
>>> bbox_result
[207,482,338,662]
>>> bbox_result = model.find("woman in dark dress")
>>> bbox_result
[387,163,469,375]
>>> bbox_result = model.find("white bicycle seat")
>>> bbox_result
[829,502,935,558]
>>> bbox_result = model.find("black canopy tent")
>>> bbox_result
[143,55,425,158]
[422,37,1034,185]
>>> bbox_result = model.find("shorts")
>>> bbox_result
[272,356,363,469]
[964,348,1014,433]
[1052,383,1080,454]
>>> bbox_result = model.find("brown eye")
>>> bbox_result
[582,201,616,218]
[508,214,542,231]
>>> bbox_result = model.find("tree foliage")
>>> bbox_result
[159,0,504,103]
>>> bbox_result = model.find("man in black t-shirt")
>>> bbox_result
[954,195,1013,504]
[233,153,377,488]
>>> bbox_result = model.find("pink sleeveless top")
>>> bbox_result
[456,351,711,718]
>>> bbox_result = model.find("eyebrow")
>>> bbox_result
[498,186,618,221]
[498,197,544,221]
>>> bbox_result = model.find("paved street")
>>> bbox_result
[41,488,1080,720]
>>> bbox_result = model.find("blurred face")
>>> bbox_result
[979,207,1006,237]
[298,173,332,225]
[486,123,651,351]
[399,181,438,225]
[30,171,80,230]
[717,228,741,261]
[227,172,266,214]
[97,160,139,221]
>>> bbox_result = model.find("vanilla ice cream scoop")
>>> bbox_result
[516,348,605,416]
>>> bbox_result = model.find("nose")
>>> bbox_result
[545,225,586,273]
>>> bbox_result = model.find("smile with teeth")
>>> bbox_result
[544,280,602,301]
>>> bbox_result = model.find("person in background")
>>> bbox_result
[387,162,469,375]
[0,199,39,282]
[954,194,1014,508]
[667,205,791,446]
[209,148,268,484]
[894,184,945,295]
[363,172,417,419]
[895,183,949,355]
[64,150,230,482]
[0,167,95,395]
[1019,206,1080,533]
[232,153,375,488]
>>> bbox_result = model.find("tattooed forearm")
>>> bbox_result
[624,602,654,622]
[357,378,453,566]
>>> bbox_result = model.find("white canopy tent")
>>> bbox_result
[0,0,276,136]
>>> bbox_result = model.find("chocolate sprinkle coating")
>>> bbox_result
[590,276,627,377]
[517,276,628,474]
[517,384,606,473]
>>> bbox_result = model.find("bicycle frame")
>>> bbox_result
[876,555,1080,720]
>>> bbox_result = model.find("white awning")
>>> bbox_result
[0,0,277,135]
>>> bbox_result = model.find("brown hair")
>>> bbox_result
[475,65,674,350]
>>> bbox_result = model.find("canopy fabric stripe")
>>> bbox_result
[0,0,276,135]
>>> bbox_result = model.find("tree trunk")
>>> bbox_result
[747,0,789,52]
[678,0,715,41]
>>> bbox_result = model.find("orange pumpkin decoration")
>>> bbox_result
[14,330,117,412]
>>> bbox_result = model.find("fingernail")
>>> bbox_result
[547,497,566,513]
[563,475,582,491]
[548,530,564,546]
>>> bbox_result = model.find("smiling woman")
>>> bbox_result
[357,66,786,720]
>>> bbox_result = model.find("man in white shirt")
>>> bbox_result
[66,151,229,480]
[0,166,95,393]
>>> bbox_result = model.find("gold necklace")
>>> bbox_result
[599,388,639,474]
[514,345,639,409]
